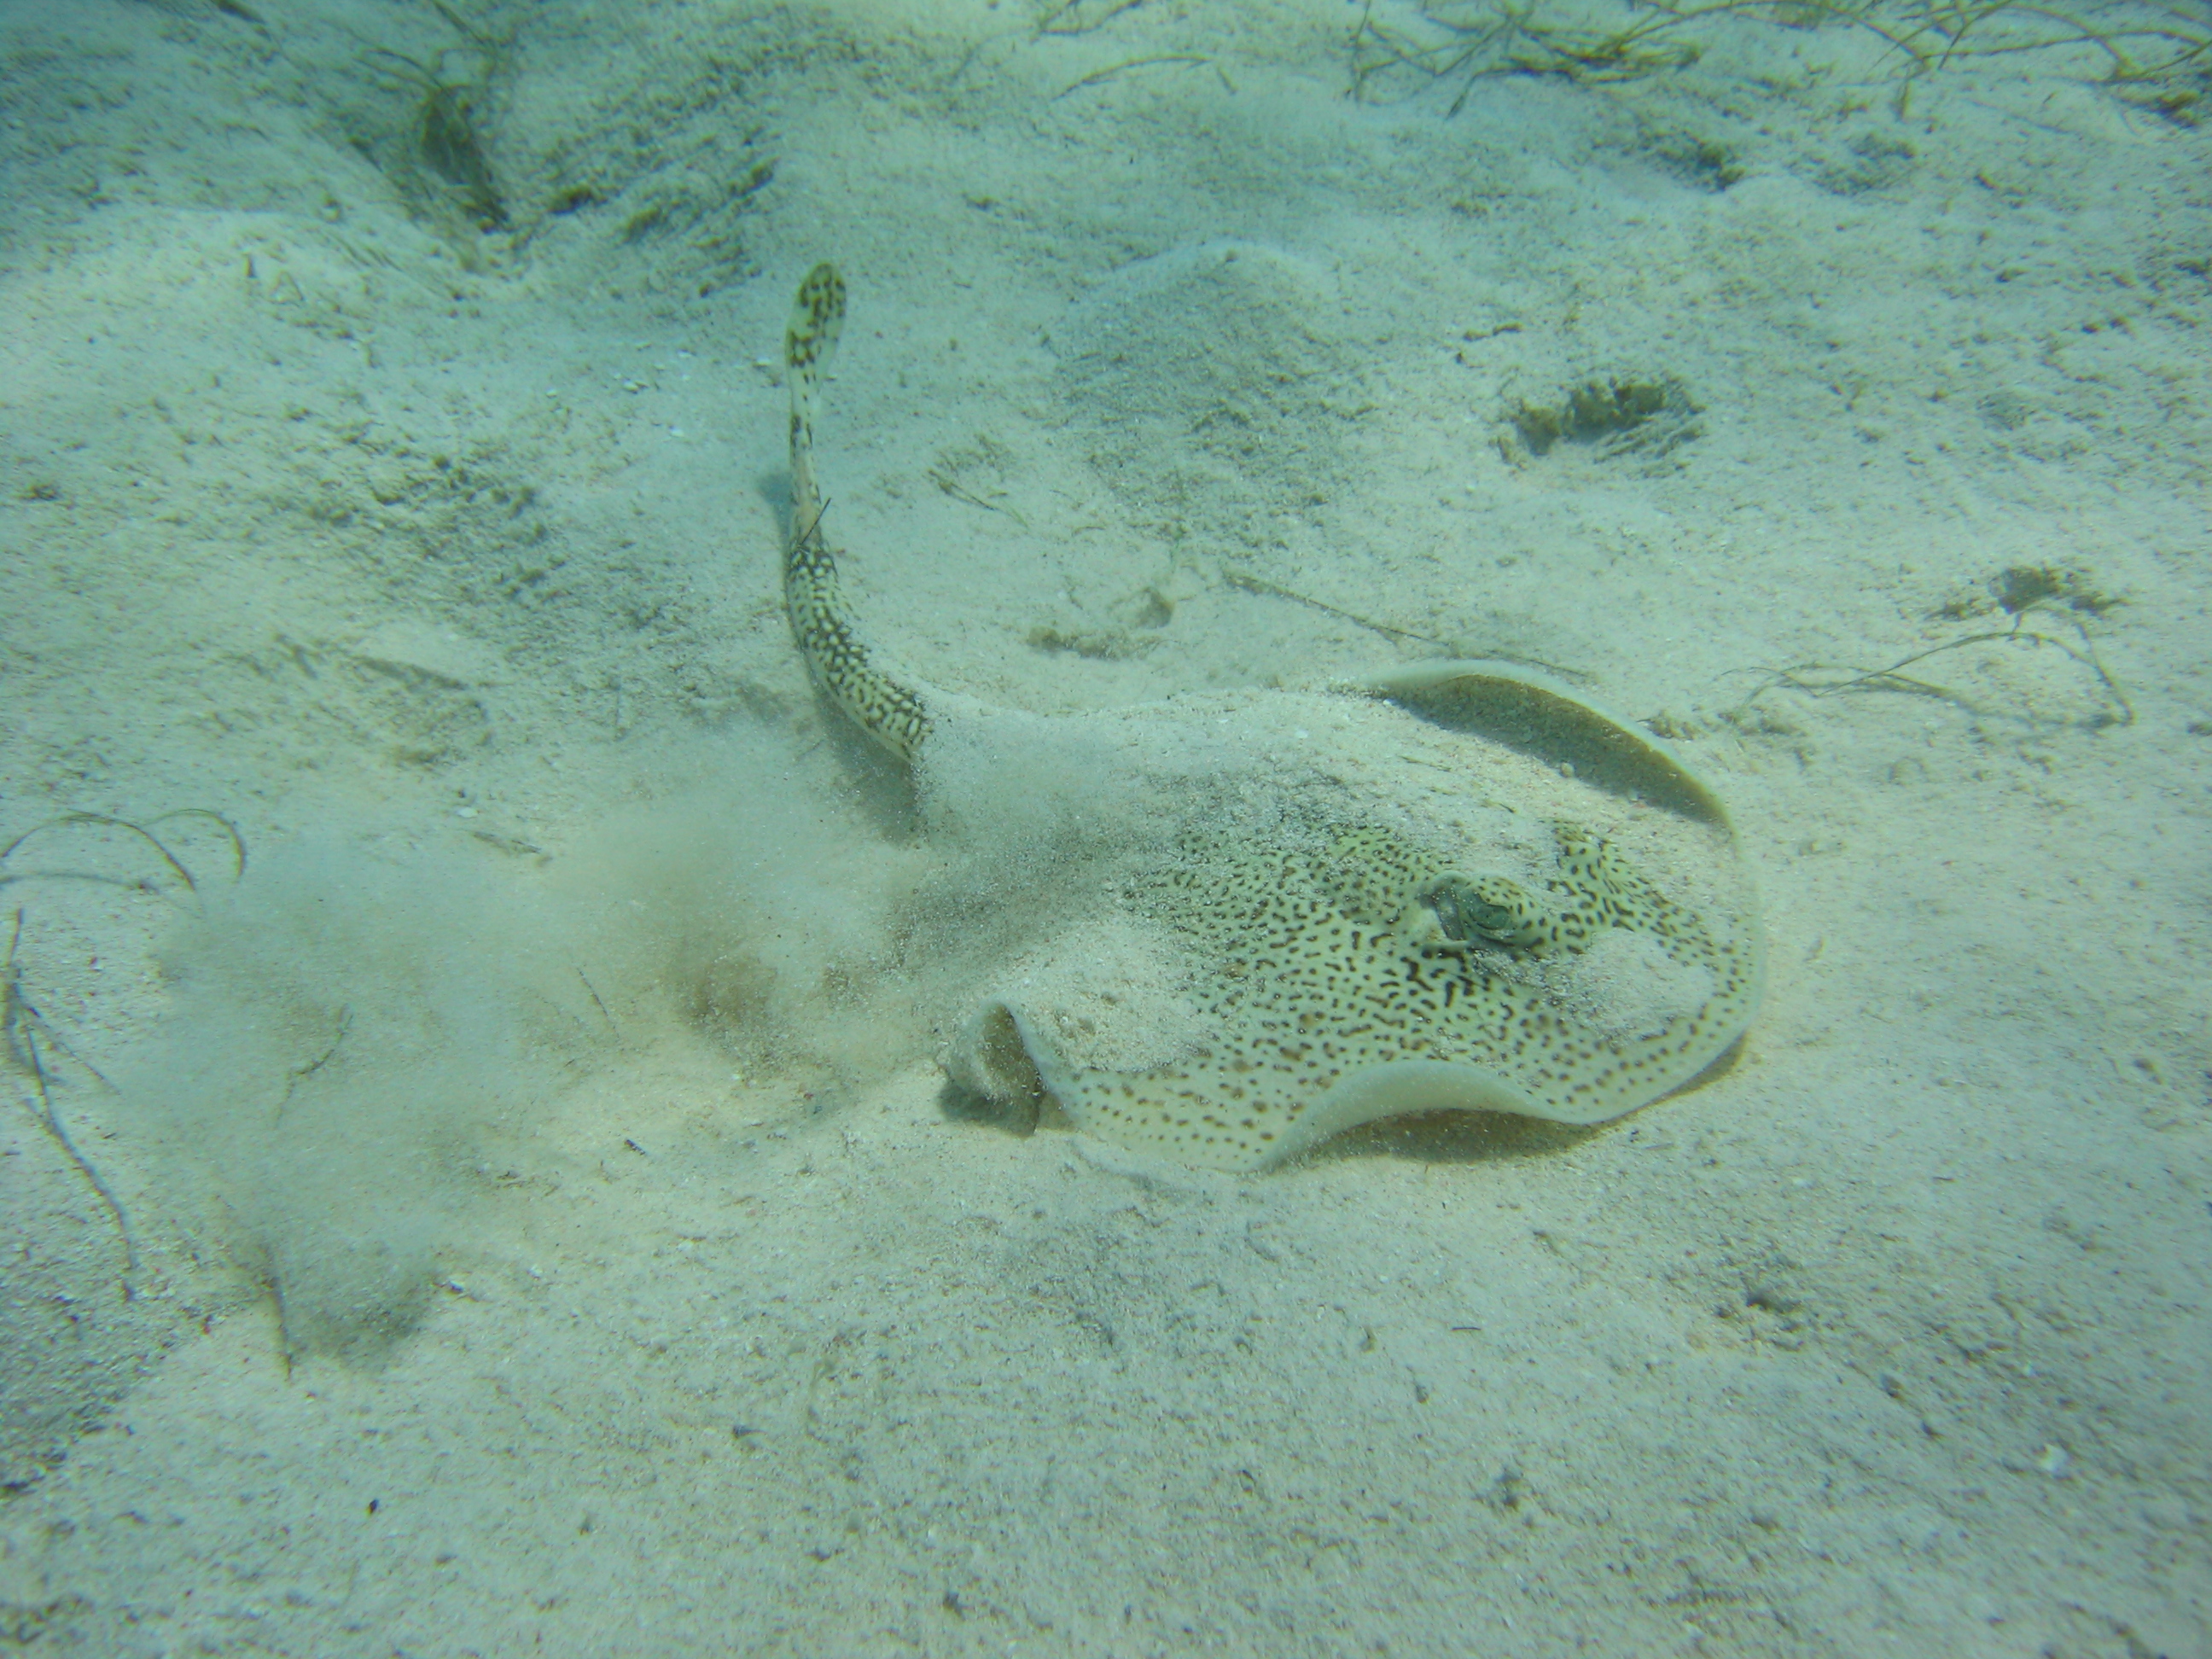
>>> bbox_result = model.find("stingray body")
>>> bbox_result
[780,264,1762,1173]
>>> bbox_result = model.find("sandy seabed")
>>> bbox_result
[2,0,2208,1654]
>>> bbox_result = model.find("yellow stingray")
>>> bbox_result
[779,264,1762,1173]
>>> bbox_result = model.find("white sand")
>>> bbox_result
[2,0,2208,1652]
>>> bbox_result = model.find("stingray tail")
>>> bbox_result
[782,262,931,763]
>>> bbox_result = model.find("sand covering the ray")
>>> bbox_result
[931,664,1764,1171]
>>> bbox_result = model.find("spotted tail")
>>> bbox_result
[783,262,932,763]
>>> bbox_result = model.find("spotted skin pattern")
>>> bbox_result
[1027,818,1762,1171]
[783,262,930,762]
[773,265,1762,1171]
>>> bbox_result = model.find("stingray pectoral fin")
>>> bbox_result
[1351,659,1731,830]
[1301,1057,1630,1144]
[968,1010,1631,1175]
[958,1006,1281,1173]
[946,1000,1051,1126]
[1041,1053,1609,1174]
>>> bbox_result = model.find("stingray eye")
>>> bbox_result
[1465,901,1521,941]
[1458,898,1526,946]
[1425,875,1548,948]
[1423,876,1498,944]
